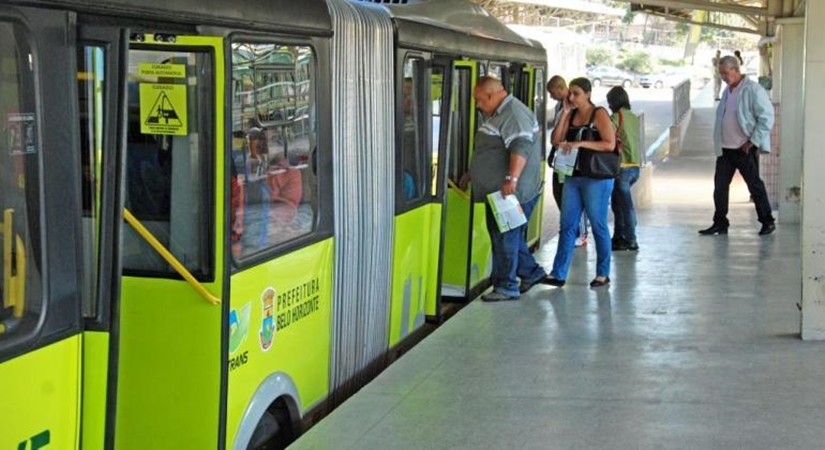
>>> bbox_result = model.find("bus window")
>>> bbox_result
[430,66,445,197]
[121,49,213,278]
[533,68,545,132]
[230,43,318,261]
[488,63,504,81]
[0,22,44,344]
[78,45,104,318]
[400,57,425,204]
[447,67,472,183]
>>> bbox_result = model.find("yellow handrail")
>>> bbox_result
[13,235,25,317]
[123,209,220,306]
[2,209,11,310]
[446,178,471,201]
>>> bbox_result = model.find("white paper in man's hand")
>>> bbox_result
[487,190,527,233]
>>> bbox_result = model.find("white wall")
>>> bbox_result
[801,0,825,339]
[777,20,804,224]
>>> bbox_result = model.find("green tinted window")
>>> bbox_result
[121,48,213,278]
[230,43,318,261]
[78,45,104,318]
[0,22,43,344]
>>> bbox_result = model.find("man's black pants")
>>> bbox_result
[713,147,775,227]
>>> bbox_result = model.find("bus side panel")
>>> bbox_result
[523,67,543,247]
[468,203,493,289]
[0,336,81,449]
[440,190,471,294]
[81,331,109,450]
[424,203,442,316]
[226,238,334,446]
[389,206,436,346]
[115,279,222,450]
[526,183,544,247]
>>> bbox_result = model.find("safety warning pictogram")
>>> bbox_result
[139,83,188,136]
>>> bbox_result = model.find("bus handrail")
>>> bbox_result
[446,178,471,200]
[123,209,221,306]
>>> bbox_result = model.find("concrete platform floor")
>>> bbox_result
[291,107,820,449]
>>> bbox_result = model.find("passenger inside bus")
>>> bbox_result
[230,160,245,243]
[401,77,420,201]
[230,42,318,260]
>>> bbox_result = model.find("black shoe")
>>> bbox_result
[481,291,520,302]
[590,276,610,288]
[699,224,728,235]
[758,222,776,236]
[612,237,627,251]
[540,276,566,287]
[625,241,639,251]
[519,275,545,294]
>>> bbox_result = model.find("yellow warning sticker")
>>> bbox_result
[139,84,187,136]
[138,63,186,78]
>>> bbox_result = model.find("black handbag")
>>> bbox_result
[577,108,621,179]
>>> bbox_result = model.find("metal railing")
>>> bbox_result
[637,111,647,165]
[672,79,691,124]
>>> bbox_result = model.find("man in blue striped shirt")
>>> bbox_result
[466,76,547,301]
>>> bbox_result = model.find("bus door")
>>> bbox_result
[388,52,454,329]
[421,56,453,319]
[388,52,440,341]
[520,65,544,249]
[0,6,84,450]
[440,60,492,300]
[80,27,227,449]
[75,25,128,450]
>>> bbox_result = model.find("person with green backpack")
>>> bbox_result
[606,86,641,251]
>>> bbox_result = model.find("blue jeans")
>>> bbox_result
[553,171,588,240]
[610,166,640,243]
[485,194,546,297]
[551,177,614,280]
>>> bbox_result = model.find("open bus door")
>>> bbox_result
[422,56,453,320]
[79,26,227,449]
[114,32,227,450]
[439,60,493,302]
[388,52,443,338]
[520,65,544,249]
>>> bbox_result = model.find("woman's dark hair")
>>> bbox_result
[606,86,631,113]
[569,77,592,94]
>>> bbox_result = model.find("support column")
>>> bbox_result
[776,19,805,224]
[801,0,825,339]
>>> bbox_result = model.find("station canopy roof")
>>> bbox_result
[470,0,806,35]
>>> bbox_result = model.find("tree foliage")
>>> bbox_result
[658,57,686,67]
[617,50,653,74]
[586,46,616,67]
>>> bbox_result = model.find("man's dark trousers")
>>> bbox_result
[713,147,775,227]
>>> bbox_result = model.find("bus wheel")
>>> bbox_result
[248,398,296,450]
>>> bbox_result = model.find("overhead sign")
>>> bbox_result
[139,84,187,136]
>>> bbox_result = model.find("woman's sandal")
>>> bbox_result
[589,276,610,288]
[542,276,566,287]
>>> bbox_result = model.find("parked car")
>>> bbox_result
[639,68,691,89]
[586,66,635,88]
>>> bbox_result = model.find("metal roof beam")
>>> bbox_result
[623,0,768,16]
[644,10,761,34]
